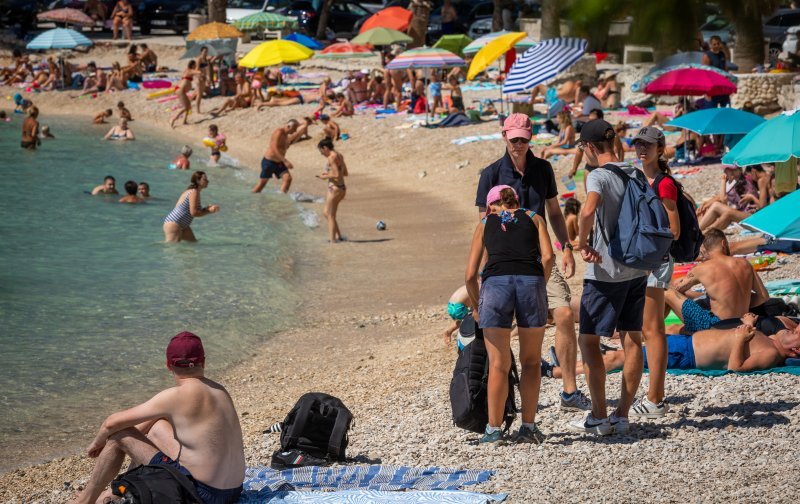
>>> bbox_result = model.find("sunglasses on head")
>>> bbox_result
[508,137,528,145]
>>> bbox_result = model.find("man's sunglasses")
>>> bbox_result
[508,137,529,145]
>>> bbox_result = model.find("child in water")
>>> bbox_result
[207,124,226,165]
[94,109,113,124]
[117,101,132,121]
[563,197,581,244]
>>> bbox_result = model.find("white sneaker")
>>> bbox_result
[630,397,668,418]
[609,413,630,434]
[567,412,611,436]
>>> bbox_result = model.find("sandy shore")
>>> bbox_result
[2,42,799,502]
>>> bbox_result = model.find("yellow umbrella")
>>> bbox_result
[186,22,243,41]
[238,39,313,68]
[466,31,526,80]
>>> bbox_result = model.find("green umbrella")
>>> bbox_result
[433,34,473,58]
[232,12,298,31]
[351,27,412,46]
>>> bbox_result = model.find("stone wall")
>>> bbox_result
[730,73,796,113]
[778,81,800,111]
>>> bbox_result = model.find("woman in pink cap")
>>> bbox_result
[465,185,554,444]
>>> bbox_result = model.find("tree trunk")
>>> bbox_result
[207,0,227,23]
[408,0,432,48]
[492,0,502,32]
[720,0,778,70]
[540,0,560,40]
[316,0,334,39]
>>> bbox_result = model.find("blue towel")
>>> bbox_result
[241,489,507,503]
[667,366,800,377]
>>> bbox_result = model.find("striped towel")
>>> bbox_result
[240,489,507,503]
[452,133,502,146]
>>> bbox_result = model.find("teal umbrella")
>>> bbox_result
[742,188,800,241]
[26,28,93,50]
[666,108,765,135]
[722,109,800,166]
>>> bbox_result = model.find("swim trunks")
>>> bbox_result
[643,334,696,370]
[260,158,288,180]
[447,301,469,321]
[680,298,720,334]
[148,451,242,504]
[452,96,464,111]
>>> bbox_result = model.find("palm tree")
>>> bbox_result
[408,0,433,48]
[316,0,335,40]
[208,0,227,23]
[492,0,502,32]
[540,0,561,39]
[718,0,779,71]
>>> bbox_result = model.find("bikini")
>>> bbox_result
[164,190,195,229]
[324,162,346,191]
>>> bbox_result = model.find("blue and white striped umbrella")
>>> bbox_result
[26,28,93,50]
[503,37,587,94]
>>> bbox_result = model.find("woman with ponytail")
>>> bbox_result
[630,126,680,419]
[163,171,219,242]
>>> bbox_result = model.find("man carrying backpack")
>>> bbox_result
[71,332,245,504]
[569,120,651,436]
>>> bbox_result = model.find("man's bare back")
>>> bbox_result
[679,255,766,319]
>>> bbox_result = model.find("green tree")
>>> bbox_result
[208,0,227,23]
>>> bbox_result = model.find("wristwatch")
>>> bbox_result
[563,242,574,250]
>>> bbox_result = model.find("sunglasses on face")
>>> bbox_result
[508,137,528,145]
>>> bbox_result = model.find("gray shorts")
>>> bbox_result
[478,274,548,329]
[646,255,674,290]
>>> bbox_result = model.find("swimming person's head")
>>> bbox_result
[318,137,334,155]
[40,125,53,137]
[28,106,39,119]
[103,175,116,191]
[138,182,150,197]
[166,331,205,376]
[486,185,519,213]
[119,118,128,129]
[188,171,208,190]
[563,197,581,217]
[208,124,218,136]
[180,145,193,158]
[124,180,137,196]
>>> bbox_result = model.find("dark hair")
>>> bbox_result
[117,101,125,108]
[188,171,206,189]
[588,128,617,154]
[318,137,334,150]
[140,43,148,49]
[745,164,764,173]
[589,108,604,119]
[498,188,519,208]
[209,124,218,134]
[657,158,671,175]
[124,180,137,195]
[563,197,581,216]
[710,35,722,43]
[335,92,344,99]
[104,175,115,182]
[188,60,197,69]
[579,85,591,95]
[703,228,727,250]
[105,108,113,115]
[128,44,137,55]
[139,181,149,190]
[13,49,21,58]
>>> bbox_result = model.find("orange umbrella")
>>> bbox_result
[359,6,412,34]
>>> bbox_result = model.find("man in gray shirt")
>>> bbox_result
[573,85,602,125]
[568,120,648,436]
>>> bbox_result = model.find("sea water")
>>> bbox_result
[0,118,306,472]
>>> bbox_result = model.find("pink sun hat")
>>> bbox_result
[501,113,532,140]
[486,185,518,208]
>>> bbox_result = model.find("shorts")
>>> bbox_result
[757,239,800,254]
[149,452,242,504]
[646,255,674,289]
[452,96,464,111]
[260,158,287,180]
[680,298,720,334]
[447,301,469,321]
[478,274,547,329]
[579,277,647,337]
[546,265,571,310]
[643,334,696,370]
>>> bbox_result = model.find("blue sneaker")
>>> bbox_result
[560,389,592,411]
[478,429,503,444]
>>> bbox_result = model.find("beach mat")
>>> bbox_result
[241,489,507,503]
[452,133,502,145]
[666,366,800,377]
[765,279,800,295]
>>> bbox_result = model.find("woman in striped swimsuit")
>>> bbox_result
[163,171,219,242]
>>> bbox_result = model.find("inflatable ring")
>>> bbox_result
[202,138,216,148]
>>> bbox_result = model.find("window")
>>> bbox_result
[780,13,800,27]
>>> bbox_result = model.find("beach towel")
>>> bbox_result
[430,113,475,128]
[666,366,800,377]
[461,83,502,91]
[452,133,502,146]
[765,279,800,296]
[240,489,507,503]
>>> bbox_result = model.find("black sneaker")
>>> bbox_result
[540,359,554,378]
[513,424,546,444]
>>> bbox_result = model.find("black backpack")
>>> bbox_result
[654,172,703,263]
[278,392,353,462]
[449,314,519,434]
[110,464,202,504]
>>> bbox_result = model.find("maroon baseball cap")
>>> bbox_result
[166,331,205,368]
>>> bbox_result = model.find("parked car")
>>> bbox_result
[285,0,371,38]
[226,0,269,23]
[137,0,204,35]
[699,14,734,45]
[783,25,800,57]
[0,0,42,33]
[763,8,800,63]
[467,16,491,39]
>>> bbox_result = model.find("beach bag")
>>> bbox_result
[110,464,202,504]
[278,392,353,462]
[449,314,518,434]
[653,172,703,262]
[597,164,673,270]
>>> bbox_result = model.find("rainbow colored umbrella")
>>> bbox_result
[359,6,412,34]
[644,67,736,96]
[317,42,375,59]
[385,47,465,69]
[463,30,536,55]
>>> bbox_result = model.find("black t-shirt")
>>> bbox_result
[476,150,557,216]
[483,209,544,279]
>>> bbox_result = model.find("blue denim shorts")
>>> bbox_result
[478,274,547,329]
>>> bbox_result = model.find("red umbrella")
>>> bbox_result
[318,42,374,58]
[644,67,736,96]
[359,6,413,34]
[37,8,94,27]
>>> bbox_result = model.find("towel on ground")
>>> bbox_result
[667,366,800,377]
[240,489,507,503]
[429,113,475,128]
[452,133,502,145]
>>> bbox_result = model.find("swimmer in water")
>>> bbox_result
[173,145,192,170]
[163,171,219,242]
[119,180,144,203]
[138,181,150,198]
[207,124,225,165]
[92,175,118,195]
[104,118,135,140]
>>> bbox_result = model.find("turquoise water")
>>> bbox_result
[0,118,305,471]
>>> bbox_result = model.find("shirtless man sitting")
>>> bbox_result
[546,315,800,377]
[70,332,245,504]
[252,119,298,194]
[79,62,108,97]
[665,229,769,334]
[209,73,252,117]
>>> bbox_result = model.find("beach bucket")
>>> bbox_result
[562,175,576,191]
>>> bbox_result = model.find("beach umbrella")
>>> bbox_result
[317,42,375,59]
[351,27,412,46]
[37,8,94,27]
[284,32,323,50]
[467,32,526,80]
[665,108,765,135]
[26,28,93,50]
[232,12,298,32]
[644,67,736,96]
[741,188,800,241]
[238,39,313,68]
[463,30,536,56]
[359,6,413,34]
[632,63,737,93]
[503,37,588,94]
[186,22,243,41]
[722,109,800,166]
[433,34,473,58]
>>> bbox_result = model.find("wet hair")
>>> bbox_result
[497,188,519,208]
[702,228,727,251]
[209,124,218,135]
[117,101,125,108]
[318,137,334,150]
[124,180,138,195]
[563,197,581,216]
[104,175,116,183]
[105,108,113,116]
[28,106,39,118]
[180,145,193,157]
[589,108,604,119]
[188,171,206,189]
